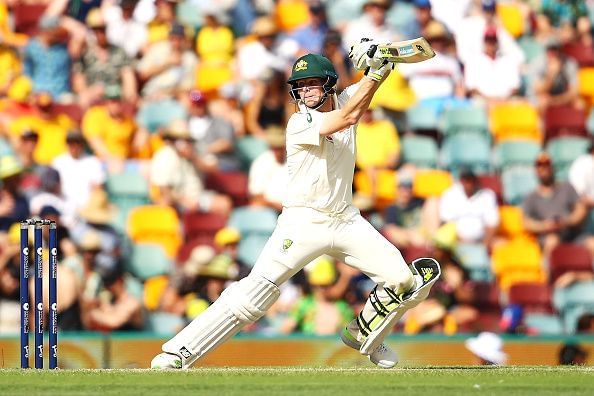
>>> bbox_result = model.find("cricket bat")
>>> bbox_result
[373,37,436,63]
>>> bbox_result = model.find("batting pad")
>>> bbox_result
[162,275,279,368]
[359,258,441,356]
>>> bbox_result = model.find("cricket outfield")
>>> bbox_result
[0,366,592,395]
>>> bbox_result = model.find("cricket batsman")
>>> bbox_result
[151,38,441,369]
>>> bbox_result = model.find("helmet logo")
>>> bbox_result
[294,59,308,71]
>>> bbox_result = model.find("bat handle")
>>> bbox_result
[366,44,378,58]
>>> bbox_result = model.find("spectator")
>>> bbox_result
[70,189,121,260]
[559,343,589,365]
[82,264,143,331]
[214,227,251,279]
[146,0,178,45]
[160,245,216,316]
[401,0,436,40]
[8,92,74,165]
[540,0,589,29]
[23,16,71,100]
[136,23,197,99]
[291,1,329,55]
[522,152,588,259]
[245,70,288,137]
[52,131,106,211]
[0,155,29,232]
[464,26,521,103]
[184,254,239,319]
[439,169,499,249]
[382,173,439,250]
[533,39,582,113]
[149,120,232,216]
[424,0,473,35]
[280,256,354,335]
[194,5,234,95]
[465,332,508,365]
[398,21,465,106]
[354,106,401,206]
[455,0,524,67]
[104,0,148,58]
[568,139,594,256]
[248,127,288,211]
[29,166,76,228]
[82,85,144,173]
[72,8,137,108]
[321,30,353,92]
[187,90,240,172]
[342,0,400,49]
[0,224,21,333]
[236,16,295,82]
[208,83,247,137]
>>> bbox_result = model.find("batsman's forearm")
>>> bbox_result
[341,76,382,123]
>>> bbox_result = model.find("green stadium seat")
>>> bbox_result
[176,0,202,31]
[401,135,438,168]
[106,171,151,233]
[524,313,564,335]
[146,312,186,335]
[546,137,590,180]
[0,138,14,156]
[553,280,594,333]
[587,109,594,135]
[406,104,440,132]
[494,140,541,170]
[441,133,492,175]
[442,106,489,137]
[235,136,269,171]
[501,166,538,205]
[228,206,278,235]
[518,36,545,63]
[455,243,492,281]
[228,206,278,267]
[127,243,173,280]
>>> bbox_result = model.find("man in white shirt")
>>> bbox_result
[439,169,499,248]
[464,27,521,102]
[104,0,148,58]
[152,42,441,370]
[52,131,106,212]
[568,139,594,255]
[248,127,288,211]
[455,0,524,67]
[342,0,401,49]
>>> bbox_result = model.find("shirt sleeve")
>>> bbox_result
[568,157,586,196]
[286,112,323,146]
[150,148,176,187]
[481,190,500,227]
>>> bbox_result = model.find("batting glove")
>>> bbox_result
[364,61,394,82]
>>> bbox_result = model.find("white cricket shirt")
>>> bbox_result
[283,85,359,213]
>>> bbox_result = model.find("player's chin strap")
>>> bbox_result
[356,258,441,356]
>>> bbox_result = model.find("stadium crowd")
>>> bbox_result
[1,0,594,339]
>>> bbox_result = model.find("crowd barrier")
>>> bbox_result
[1,333,592,369]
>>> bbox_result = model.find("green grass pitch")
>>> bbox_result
[0,367,592,395]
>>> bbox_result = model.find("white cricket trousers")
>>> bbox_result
[251,206,414,293]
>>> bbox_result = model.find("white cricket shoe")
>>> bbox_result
[150,352,183,369]
[340,326,398,369]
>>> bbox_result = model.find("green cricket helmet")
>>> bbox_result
[287,54,338,104]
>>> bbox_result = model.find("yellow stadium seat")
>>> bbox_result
[275,0,310,32]
[498,205,526,238]
[127,205,182,258]
[370,69,417,112]
[497,3,525,38]
[578,67,594,107]
[491,236,546,291]
[490,101,542,143]
[143,275,169,311]
[412,169,453,198]
[354,169,397,208]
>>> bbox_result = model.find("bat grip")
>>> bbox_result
[367,45,378,58]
